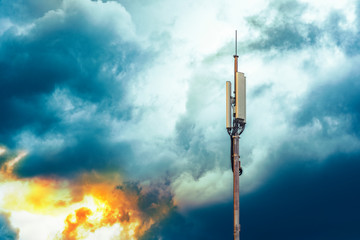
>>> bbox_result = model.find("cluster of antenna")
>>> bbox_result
[226,31,246,135]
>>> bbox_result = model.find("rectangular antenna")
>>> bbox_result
[235,72,246,122]
[226,81,232,129]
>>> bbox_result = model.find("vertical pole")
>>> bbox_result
[233,30,240,240]
[233,135,240,240]
[234,30,238,94]
[234,56,238,93]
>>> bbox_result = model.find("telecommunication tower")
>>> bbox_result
[226,30,246,240]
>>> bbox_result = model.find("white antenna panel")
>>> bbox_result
[235,72,246,122]
[226,81,232,129]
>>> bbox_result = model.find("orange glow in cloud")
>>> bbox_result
[0,151,171,240]
[1,151,27,175]
[0,147,6,155]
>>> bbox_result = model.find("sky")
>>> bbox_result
[0,0,360,239]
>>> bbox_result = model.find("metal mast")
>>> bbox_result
[226,30,246,240]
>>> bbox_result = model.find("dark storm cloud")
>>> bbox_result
[325,2,360,56]
[295,70,360,137]
[0,213,19,240]
[250,83,273,98]
[115,179,186,240]
[245,0,360,54]
[175,115,216,177]
[119,179,175,219]
[246,1,320,51]
[146,151,360,240]
[139,189,229,240]
[140,209,195,240]
[0,0,150,177]
[15,127,134,177]
[240,152,360,240]
[239,0,360,178]
[173,69,229,179]
[0,0,62,22]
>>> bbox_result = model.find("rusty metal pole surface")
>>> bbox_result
[233,134,240,240]
[233,35,240,240]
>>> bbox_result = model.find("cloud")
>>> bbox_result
[240,152,360,240]
[140,198,233,240]
[171,169,232,211]
[0,0,148,178]
[1,2,360,239]
[0,0,63,23]
[246,1,320,51]
[120,0,360,209]
[0,212,19,240]
[244,0,360,53]
[154,150,360,240]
